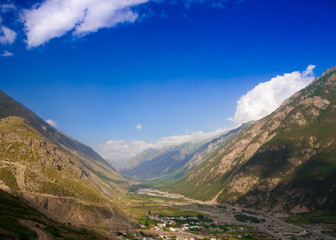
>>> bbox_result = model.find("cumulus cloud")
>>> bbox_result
[229,65,316,124]
[136,123,143,130]
[0,25,16,44]
[46,119,57,127]
[94,127,226,162]
[19,0,244,48]
[21,0,149,48]
[1,50,13,56]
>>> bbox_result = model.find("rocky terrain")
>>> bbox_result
[0,90,130,231]
[159,67,336,213]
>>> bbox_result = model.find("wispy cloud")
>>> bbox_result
[136,123,143,130]
[1,50,13,56]
[229,65,316,124]
[46,119,57,127]
[1,3,16,13]
[183,0,242,8]
[0,25,16,44]
[94,127,226,162]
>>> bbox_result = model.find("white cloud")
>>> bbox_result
[229,65,316,124]
[94,127,226,163]
[95,139,155,162]
[1,50,13,56]
[136,123,143,130]
[19,0,244,48]
[0,25,16,44]
[22,0,149,48]
[155,128,225,147]
[46,119,57,127]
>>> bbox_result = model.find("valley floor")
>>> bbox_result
[118,188,336,240]
[3,187,336,240]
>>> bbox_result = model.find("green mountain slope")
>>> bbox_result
[0,91,130,231]
[160,67,336,213]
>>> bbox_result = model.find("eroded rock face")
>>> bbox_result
[300,96,330,109]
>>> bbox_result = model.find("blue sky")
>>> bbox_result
[0,0,335,162]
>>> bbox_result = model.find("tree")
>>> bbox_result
[145,220,150,228]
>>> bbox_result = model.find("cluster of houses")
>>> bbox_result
[111,213,273,240]
[139,214,207,232]
[139,214,245,235]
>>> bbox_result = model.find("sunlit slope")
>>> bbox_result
[0,90,112,169]
[161,67,336,212]
[0,90,130,229]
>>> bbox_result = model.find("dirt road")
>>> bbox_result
[19,220,50,240]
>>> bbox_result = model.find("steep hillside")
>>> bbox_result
[0,91,130,230]
[183,123,250,172]
[160,67,336,213]
[0,90,111,168]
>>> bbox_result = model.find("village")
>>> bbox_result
[130,212,273,240]
[113,188,334,240]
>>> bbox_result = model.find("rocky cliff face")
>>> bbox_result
[0,91,130,230]
[161,67,336,213]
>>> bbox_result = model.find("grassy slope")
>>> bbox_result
[0,90,127,193]
[156,128,243,201]
[0,116,113,203]
[0,116,131,232]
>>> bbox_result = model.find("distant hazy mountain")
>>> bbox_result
[160,67,336,213]
[0,90,130,230]
[121,125,248,181]
[120,142,204,181]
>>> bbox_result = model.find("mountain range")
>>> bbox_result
[1,66,336,238]
[126,67,336,214]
